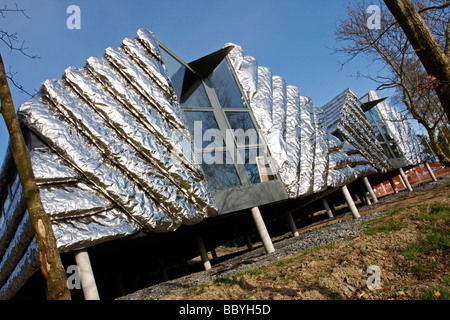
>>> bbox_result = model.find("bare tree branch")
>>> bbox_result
[332,0,450,166]
[0,4,40,97]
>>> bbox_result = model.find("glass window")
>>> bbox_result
[181,82,211,108]
[236,147,277,184]
[184,111,224,149]
[159,48,186,99]
[199,151,241,191]
[243,148,261,184]
[225,111,260,146]
[371,125,384,142]
[380,142,394,159]
[389,142,402,158]
[379,124,393,141]
[208,60,246,109]
[370,108,382,123]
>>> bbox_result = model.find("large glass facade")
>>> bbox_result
[208,60,247,109]
[158,44,276,192]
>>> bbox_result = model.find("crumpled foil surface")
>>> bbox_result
[322,88,393,173]
[360,91,424,166]
[0,28,217,299]
[2,31,421,299]
[225,44,380,198]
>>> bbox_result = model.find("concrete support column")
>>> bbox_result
[363,177,378,204]
[389,178,399,193]
[321,197,334,218]
[285,212,299,237]
[211,248,218,261]
[363,193,371,205]
[424,162,437,182]
[195,236,211,271]
[245,234,254,251]
[341,185,361,219]
[251,207,275,254]
[158,258,169,281]
[399,168,413,192]
[178,256,190,275]
[74,249,100,300]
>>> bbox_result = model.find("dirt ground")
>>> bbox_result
[162,179,450,300]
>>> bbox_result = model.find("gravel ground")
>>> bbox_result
[118,209,385,300]
[117,176,450,300]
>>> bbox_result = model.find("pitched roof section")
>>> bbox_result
[322,88,393,173]
[17,28,218,250]
[360,91,423,166]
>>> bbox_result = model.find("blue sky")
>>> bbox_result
[0,0,402,164]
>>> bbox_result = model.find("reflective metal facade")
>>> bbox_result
[0,29,423,299]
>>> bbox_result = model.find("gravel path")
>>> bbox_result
[117,210,385,300]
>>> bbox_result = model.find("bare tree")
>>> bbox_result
[383,0,450,121]
[0,5,71,300]
[334,0,450,166]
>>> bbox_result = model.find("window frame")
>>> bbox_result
[157,42,279,191]
[365,107,404,160]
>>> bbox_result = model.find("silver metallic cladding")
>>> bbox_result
[226,44,360,196]
[52,208,141,253]
[0,238,39,300]
[361,91,423,166]
[19,95,176,232]
[104,46,187,134]
[85,56,201,175]
[322,89,392,173]
[39,183,114,220]
[121,37,177,101]
[31,148,79,184]
[63,67,215,218]
[0,212,34,288]
[2,29,220,297]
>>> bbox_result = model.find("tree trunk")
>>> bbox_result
[426,126,450,167]
[384,0,450,122]
[0,53,71,300]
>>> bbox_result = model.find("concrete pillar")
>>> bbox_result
[195,236,211,271]
[285,212,299,237]
[341,185,361,219]
[74,249,100,300]
[251,206,275,254]
[178,256,190,275]
[211,248,218,261]
[245,234,254,251]
[321,197,334,218]
[158,258,169,281]
[363,177,378,203]
[114,272,126,297]
[424,162,437,182]
[399,168,413,192]
[363,193,371,205]
[389,178,399,193]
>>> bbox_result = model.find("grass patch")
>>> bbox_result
[363,215,402,235]
[422,284,450,300]
[400,202,450,280]
[302,243,334,255]
[364,220,401,235]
